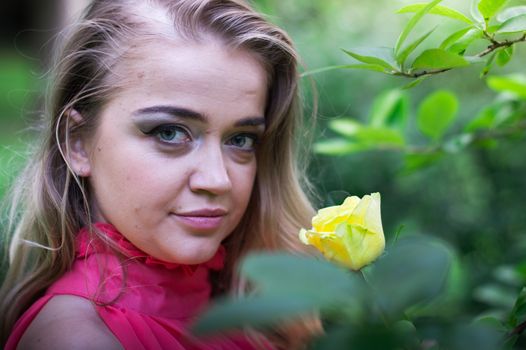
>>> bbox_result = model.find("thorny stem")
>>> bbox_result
[394,32,526,78]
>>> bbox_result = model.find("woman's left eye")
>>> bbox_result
[226,133,258,151]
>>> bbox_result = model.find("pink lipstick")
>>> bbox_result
[172,208,227,231]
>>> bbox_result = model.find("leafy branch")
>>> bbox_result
[303,0,526,82]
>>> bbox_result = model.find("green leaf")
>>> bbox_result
[342,47,397,71]
[439,27,474,50]
[471,0,485,24]
[465,105,496,131]
[192,295,317,335]
[395,0,443,55]
[487,74,526,99]
[412,49,470,70]
[473,316,507,332]
[368,89,409,129]
[241,253,362,304]
[473,284,517,308]
[397,3,473,24]
[194,253,368,335]
[442,323,503,350]
[496,46,514,66]
[480,52,497,77]
[494,265,524,286]
[397,27,436,67]
[508,287,526,326]
[497,14,526,33]
[402,153,443,174]
[478,0,509,21]
[300,64,386,77]
[402,76,428,89]
[417,90,459,140]
[328,118,362,137]
[313,139,365,155]
[355,127,405,147]
[503,335,519,350]
[496,6,526,22]
[446,28,483,55]
[366,236,453,316]
[470,99,517,128]
[312,324,414,350]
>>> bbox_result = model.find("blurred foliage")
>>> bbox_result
[1,0,526,348]
[195,0,526,348]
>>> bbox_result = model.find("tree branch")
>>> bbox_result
[478,33,526,58]
[395,32,526,78]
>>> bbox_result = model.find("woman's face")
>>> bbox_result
[77,38,267,264]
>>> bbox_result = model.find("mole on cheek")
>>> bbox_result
[137,72,145,79]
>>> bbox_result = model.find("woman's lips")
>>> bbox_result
[172,209,227,231]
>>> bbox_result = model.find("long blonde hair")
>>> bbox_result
[0,0,318,347]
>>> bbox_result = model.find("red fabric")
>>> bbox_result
[6,223,271,349]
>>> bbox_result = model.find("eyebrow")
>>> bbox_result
[133,105,266,127]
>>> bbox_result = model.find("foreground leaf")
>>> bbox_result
[193,296,317,334]
[194,254,366,335]
[241,253,361,304]
[366,236,453,316]
[312,324,412,350]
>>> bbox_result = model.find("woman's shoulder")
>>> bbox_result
[17,294,122,350]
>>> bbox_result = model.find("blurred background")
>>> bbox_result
[1,0,526,330]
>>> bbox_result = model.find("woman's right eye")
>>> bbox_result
[146,124,191,144]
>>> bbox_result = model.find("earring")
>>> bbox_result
[76,167,89,177]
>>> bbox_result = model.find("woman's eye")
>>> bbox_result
[227,133,258,151]
[148,125,191,144]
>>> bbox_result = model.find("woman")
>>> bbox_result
[0,0,318,348]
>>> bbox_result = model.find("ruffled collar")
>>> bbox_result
[76,222,226,274]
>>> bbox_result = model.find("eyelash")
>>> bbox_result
[145,124,259,151]
[226,133,259,152]
[145,124,191,144]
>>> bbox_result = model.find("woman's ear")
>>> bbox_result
[66,109,92,177]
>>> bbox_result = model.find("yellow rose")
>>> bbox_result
[299,192,385,270]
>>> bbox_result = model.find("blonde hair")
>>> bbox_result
[0,0,319,347]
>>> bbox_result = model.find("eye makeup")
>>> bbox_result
[131,105,266,151]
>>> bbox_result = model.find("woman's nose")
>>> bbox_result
[189,144,232,195]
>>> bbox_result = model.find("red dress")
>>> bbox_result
[6,223,269,349]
